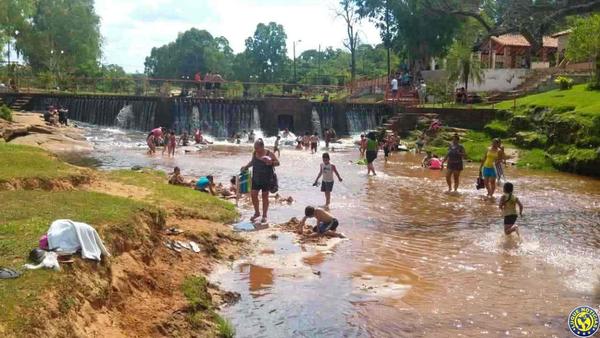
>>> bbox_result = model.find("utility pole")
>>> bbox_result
[293,40,302,83]
[385,0,391,78]
[318,44,321,85]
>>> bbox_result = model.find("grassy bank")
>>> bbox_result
[491,84,600,176]
[0,143,241,336]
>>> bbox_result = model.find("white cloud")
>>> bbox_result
[96,0,381,73]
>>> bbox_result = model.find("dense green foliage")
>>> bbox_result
[244,22,289,82]
[16,0,101,76]
[566,14,600,89]
[491,84,600,176]
[0,105,12,121]
[144,28,234,79]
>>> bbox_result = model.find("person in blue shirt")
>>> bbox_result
[195,175,216,195]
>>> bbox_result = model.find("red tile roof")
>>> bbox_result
[490,34,558,48]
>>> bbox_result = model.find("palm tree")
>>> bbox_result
[446,40,484,94]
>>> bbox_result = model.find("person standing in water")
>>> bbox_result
[313,153,343,207]
[273,136,281,157]
[167,131,177,157]
[310,132,319,154]
[241,139,280,223]
[495,139,506,185]
[442,133,466,192]
[359,134,367,158]
[479,138,501,197]
[499,182,523,239]
[146,132,156,155]
[365,132,379,175]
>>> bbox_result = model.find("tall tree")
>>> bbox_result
[244,22,288,82]
[446,19,484,93]
[17,0,102,77]
[566,14,600,89]
[354,0,461,71]
[0,0,35,61]
[337,0,361,83]
[144,28,234,79]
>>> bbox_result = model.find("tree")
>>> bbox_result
[143,28,234,79]
[566,14,600,89]
[17,0,102,77]
[354,0,461,71]
[244,22,289,82]
[426,0,600,61]
[337,0,361,83]
[446,19,484,94]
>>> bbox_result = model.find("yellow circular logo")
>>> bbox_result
[569,306,599,337]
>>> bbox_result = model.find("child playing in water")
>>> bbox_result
[298,206,340,236]
[310,133,319,153]
[147,133,156,154]
[359,134,367,158]
[499,182,523,239]
[167,131,177,157]
[313,153,343,207]
[273,136,281,157]
[179,132,190,146]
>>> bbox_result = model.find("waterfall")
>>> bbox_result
[311,108,322,137]
[115,104,134,129]
[345,105,381,134]
[251,106,261,131]
[191,105,200,131]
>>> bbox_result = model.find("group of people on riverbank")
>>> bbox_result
[44,105,69,127]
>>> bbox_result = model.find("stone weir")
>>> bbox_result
[0,93,397,136]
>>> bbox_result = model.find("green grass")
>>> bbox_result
[494,84,600,114]
[0,105,12,122]
[215,315,236,338]
[107,169,238,223]
[516,149,554,170]
[0,143,81,181]
[0,190,148,333]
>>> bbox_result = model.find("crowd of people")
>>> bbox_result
[152,122,521,240]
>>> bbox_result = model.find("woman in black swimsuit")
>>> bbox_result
[241,139,280,223]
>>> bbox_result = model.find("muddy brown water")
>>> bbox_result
[84,126,600,337]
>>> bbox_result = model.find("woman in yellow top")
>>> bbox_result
[479,139,501,197]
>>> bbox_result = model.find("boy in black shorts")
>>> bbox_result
[313,153,343,207]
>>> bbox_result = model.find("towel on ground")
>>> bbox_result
[46,219,111,261]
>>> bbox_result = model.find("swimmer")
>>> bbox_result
[179,132,190,146]
[428,154,443,170]
[298,206,340,237]
[421,151,433,167]
[499,182,523,240]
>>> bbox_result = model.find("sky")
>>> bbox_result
[95,0,382,73]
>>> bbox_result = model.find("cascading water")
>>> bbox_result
[114,104,134,129]
[252,106,261,131]
[345,105,383,134]
[311,108,323,137]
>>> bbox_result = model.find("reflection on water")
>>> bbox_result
[81,124,600,337]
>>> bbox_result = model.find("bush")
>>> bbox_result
[517,148,553,170]
[509,115,532,131]
[0,105,12,121]
[554,76,574,90]
[515,131,547,149]
[484,120,509,137]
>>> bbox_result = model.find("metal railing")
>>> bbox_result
[5,76,349,101]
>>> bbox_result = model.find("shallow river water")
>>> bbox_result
[81,126,600,337]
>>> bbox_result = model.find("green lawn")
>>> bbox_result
[494,84,600,114]
[0,143,83,182]
[107,169,238,223]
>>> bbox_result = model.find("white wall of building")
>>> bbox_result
[422,69,532,92]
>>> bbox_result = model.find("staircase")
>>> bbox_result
[9,96,32,111]
[488,68,559,103]
[384,86,419,106]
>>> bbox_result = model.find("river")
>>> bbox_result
[81,125,600,337]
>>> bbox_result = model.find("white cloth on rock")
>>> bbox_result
[46,219,111,261]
